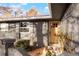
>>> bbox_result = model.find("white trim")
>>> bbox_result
[0,16,52,21]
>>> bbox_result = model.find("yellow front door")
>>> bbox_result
[49,21,60,45]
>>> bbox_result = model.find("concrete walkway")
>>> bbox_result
[0,41,22,56]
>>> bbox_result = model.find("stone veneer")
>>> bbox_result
[58,4,79,53]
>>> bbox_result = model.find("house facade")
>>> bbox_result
[0,3,70,48]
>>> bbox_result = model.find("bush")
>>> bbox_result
[14,40,30,49]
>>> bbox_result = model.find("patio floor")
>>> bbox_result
[0,39,79,56]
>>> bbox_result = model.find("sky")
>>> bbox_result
[0,3,49,15]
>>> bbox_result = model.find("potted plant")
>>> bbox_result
[46,50,56,56]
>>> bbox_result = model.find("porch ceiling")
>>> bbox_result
[51,3,70,21]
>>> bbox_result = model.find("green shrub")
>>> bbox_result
[15,40,30,49]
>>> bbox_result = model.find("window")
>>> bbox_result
[0,23,8,31]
